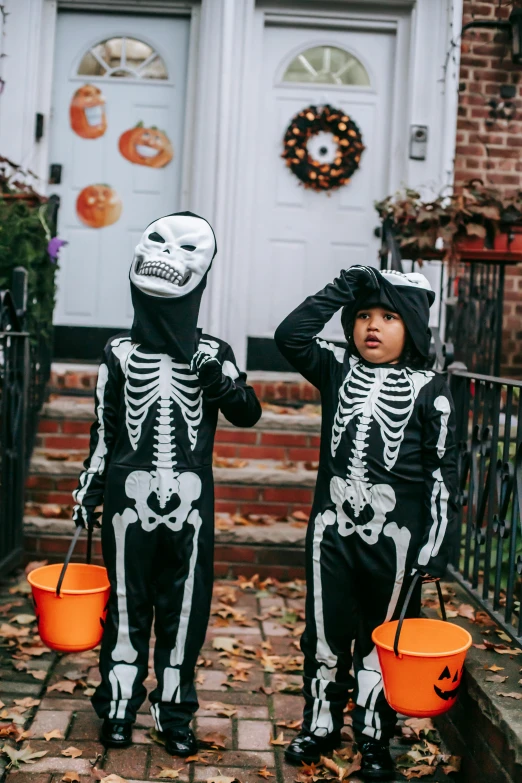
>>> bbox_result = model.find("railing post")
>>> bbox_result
[11,267,28,329]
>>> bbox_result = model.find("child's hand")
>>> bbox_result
[192,352,223,387]
[343,265,379,289]
[72,505,101,529]
[411,567,440,583]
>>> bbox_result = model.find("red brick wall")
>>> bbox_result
[455,0,522,375]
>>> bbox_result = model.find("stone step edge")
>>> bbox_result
[427,578,522,781]
[24,516,306,547]
[40,400,322,432]
[29,454,318,486]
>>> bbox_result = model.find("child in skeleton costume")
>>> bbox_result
[72,212,261,755]
[275,266,458,781]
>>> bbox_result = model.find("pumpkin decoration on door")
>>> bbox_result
[76,184,122,229]
[118,122,173,168]
[70,84,107,139]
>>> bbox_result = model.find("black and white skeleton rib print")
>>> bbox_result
[72,213,261,731]
[275,266,458,743]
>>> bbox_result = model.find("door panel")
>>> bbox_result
[50,12,190,329]
[248,24,396,344]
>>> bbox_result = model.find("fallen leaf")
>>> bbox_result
[150,727,166,746]
[13,698,40,708]
[62,773,80,783]
[402,767,434,779]
[320,755,348,781]
[1,742,48,768]
[48,680,77,693]
[12,614,36,625]
[153,767,185,779]
[270,731,288,746]
[212,636,239,653]
[457,604,475,621]
[202,701,237,717]
[496,648,522,656]
[442,756,462,775]
[200,732,227,749]
[206,778,237,783]
[100,776,130,783]
[497,691,522,699]
[44,728,64,741]
[487,665,504,672]
[258,766,275,779]
[485,675,508,683]
[61,746,83,758]
[0,622,30,638]
[26,669,46,681]
[24,559,48,574]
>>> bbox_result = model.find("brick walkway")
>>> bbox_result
[0,571,459,783]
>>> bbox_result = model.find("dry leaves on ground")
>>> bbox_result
[497,691,522,699]
[153,766,185,779]
[486,674,508,683]
[62,773,81,783]
[269,731,288,746]
[257,766,275,779]
[206,777,239,783]
[61,746,83,758]
[100,775,130,783]
[202,701,238,717]
[44,728,64,741]
[0,742,48,769]
[47,679,77,693]
[200,732,227,749]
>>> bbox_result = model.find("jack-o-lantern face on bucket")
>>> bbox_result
[119,123,173,168]
[76,184,122,229]
[433,664,462,701]
[70,84,107,139]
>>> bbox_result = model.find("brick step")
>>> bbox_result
[23,517,306,580]
[37,408,321,462]
[27,453,318,518]
[49,363,320,403]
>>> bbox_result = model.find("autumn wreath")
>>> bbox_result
[281,104,365,192]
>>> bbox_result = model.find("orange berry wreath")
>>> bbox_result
[281,104,365,192]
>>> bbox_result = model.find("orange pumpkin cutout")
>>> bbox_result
[434,664,463,702]
[119,122,173,168]
[70,84,107,139]
[76,184,122,229]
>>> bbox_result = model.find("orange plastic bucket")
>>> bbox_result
[27,528,110,653]
[372,617,472,717]
[371,574,472,717]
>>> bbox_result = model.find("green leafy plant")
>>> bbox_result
[375,179,522,260]
[0,156,61,344]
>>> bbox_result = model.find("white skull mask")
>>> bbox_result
[130,213,215,298]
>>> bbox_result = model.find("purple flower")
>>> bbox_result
[47,237,68,263]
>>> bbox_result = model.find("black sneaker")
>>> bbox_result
[100,718,133,748]
[164,726,198,757]
[358,739,395,781]
[284,730,341,765]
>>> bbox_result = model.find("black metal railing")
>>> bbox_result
[449,368,522,644]
[0,284,29,574]
[380,218,506,377]
[444,262,505,377]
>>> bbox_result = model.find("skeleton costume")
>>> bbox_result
[72,212,261,731]
[275,266,458,744]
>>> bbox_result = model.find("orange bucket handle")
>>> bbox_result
[56,524,93,598]
[394,573,447,657]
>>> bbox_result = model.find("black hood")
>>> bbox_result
[130,211,217,362]
[342,269,435,358]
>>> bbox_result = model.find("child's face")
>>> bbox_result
[353,307,406,364]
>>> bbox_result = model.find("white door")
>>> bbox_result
[49,12,190,329]
[248,24,396,343]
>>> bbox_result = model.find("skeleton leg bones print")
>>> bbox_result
[304,361,436,740]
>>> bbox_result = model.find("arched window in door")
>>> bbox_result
[282,45,370,86]
[77,37,168,80]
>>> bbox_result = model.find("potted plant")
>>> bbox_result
[375,180,522,263]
